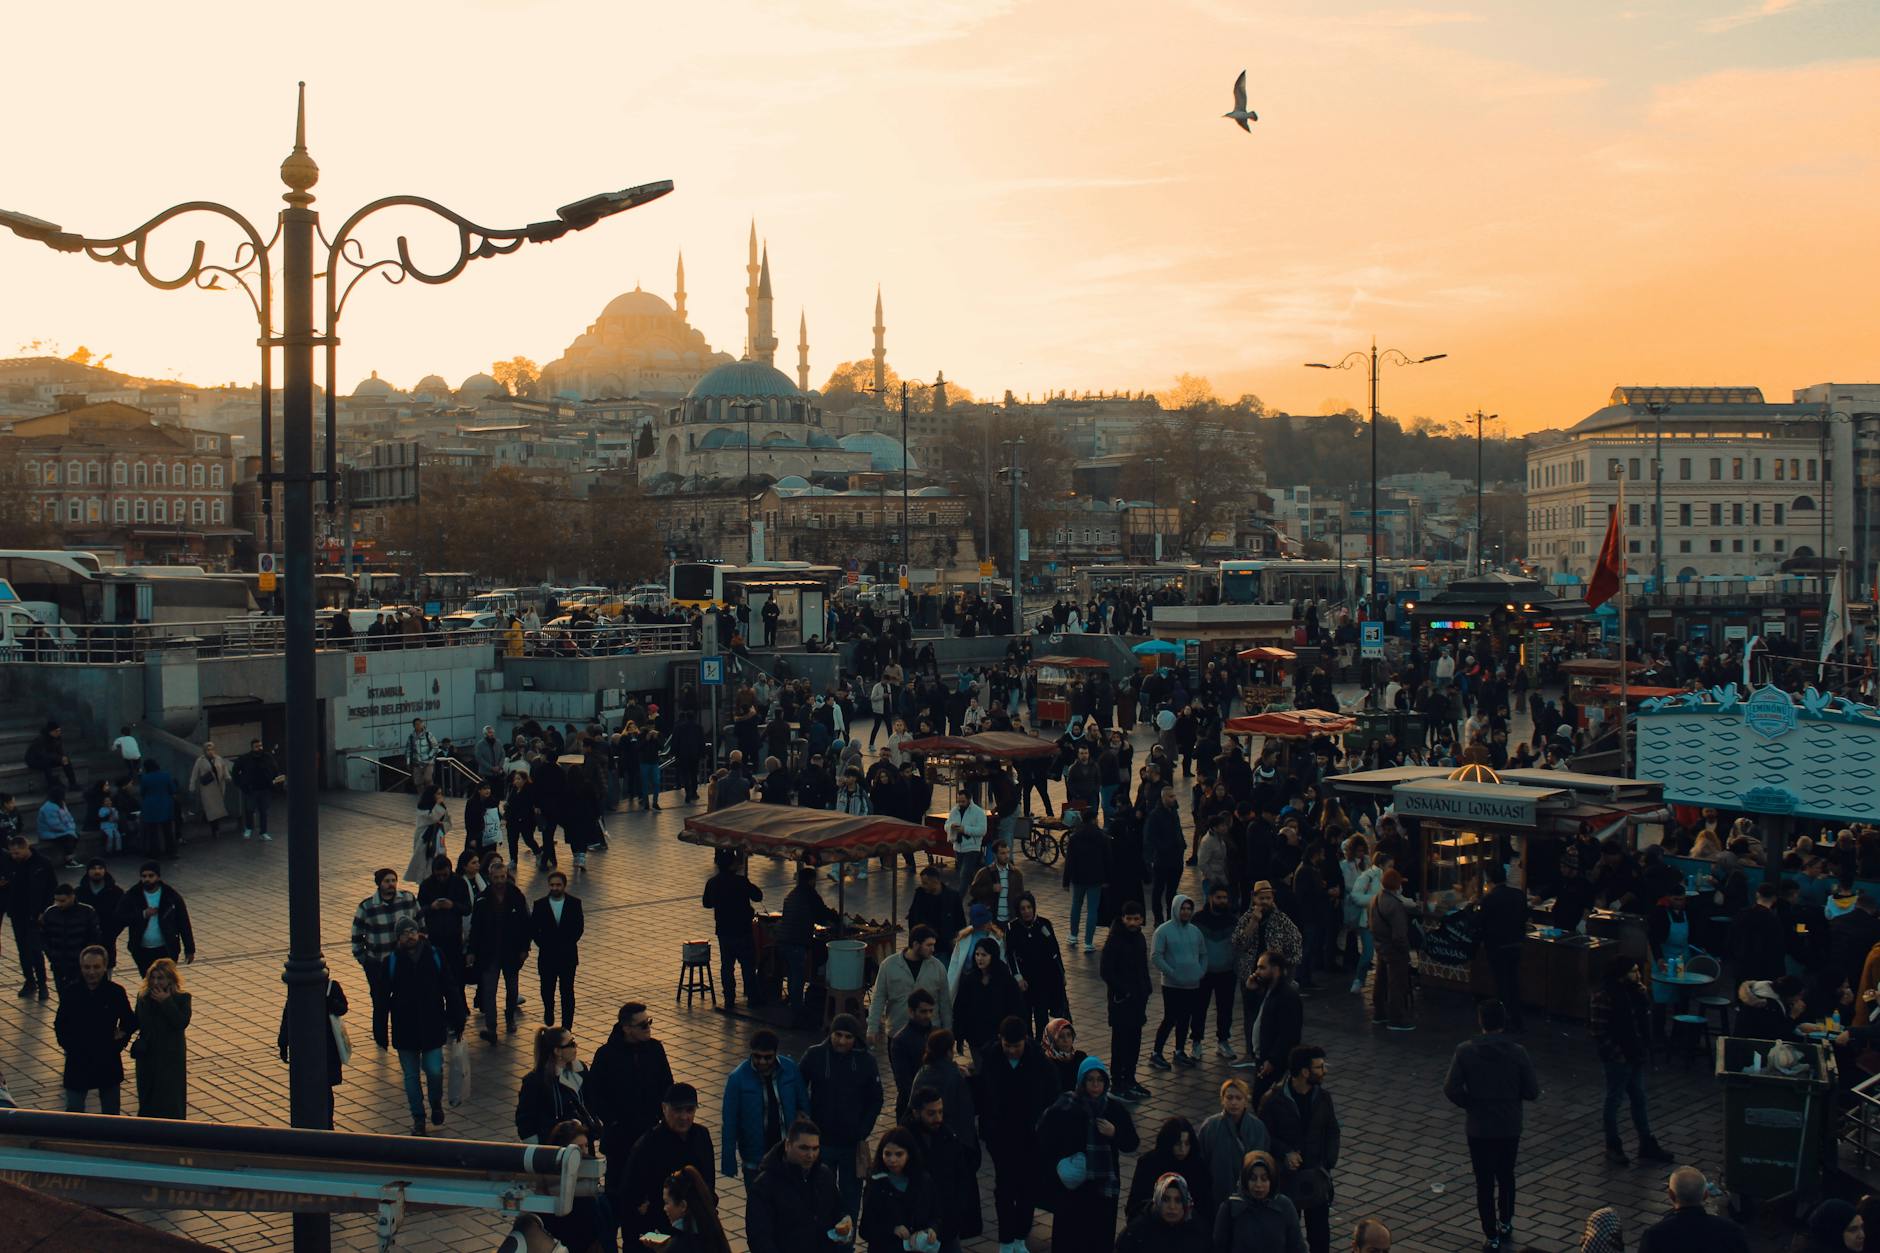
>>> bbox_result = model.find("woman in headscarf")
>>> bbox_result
[1212,1149,1304,1253]
[1125,1116,1210,1223]
[1579,1205,1624,1252]
[1114,1170,1209,1253]
[1797,1198,1863,1252]
[1040,1017,1086,1093]
[1035,1058,1139,1253]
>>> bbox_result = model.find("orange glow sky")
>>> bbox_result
[1,0,1875,433]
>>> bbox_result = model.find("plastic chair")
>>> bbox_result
[1685,953,1732,1036]
[677,939,717,1008]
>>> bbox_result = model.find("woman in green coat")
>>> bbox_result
[135,957,192,1118]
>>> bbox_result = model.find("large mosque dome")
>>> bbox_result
[457,372,504,400]
[536,260,734,401]
[686,359,804,402]
[839,430,917,472]
[351,371,398,399]
[602,288,677,320]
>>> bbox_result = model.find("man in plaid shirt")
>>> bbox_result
[352,867,419,1049]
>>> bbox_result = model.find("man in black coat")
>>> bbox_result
[1733,883,1788,984]
[77,859,125,969]
[1240,949,1305,1104]
[745,1117,847,1253]
[467,859,531,1042]
[530,871,583,1030]
[902,1085,983,1249]
[39,882,101,996]
[2,835,56,998]
[1100,899,1153,1102]
[112,862,196,976]
[670,713,706,803]
[619,1082,716,1237]
[383,921,461,1136]
[1479,860,1532,1031]
[1636,1166,1751,1253]
[907,866,965,963]
[52,946,135,1113]
[1259,1044,1342,1253]
[702,850,764,1007]
[588,1001,675,1174]
[970,1016,1059,1252]
[799,1013,884,1217]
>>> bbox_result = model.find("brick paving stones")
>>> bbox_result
[0,720,1767,1251]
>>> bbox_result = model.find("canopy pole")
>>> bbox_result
[891,861,899,938]
[837,859,847,938]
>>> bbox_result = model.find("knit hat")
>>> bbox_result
[969,903,992,926]
[830,1013,864,1037]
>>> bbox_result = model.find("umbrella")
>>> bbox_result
[1131,639,1183,656]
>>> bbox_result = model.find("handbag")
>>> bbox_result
[1287,1164,1333,1209]
[329,1012,353,1066]
[446,1033,472,1106]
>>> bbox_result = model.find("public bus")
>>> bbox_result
[0,551,259,625]
[668,560,843,609]
[1215,558,1459,608]
[1072,563,1216,607]
[221,571,356,611]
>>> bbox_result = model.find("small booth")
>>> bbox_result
[1328,763,1664,1018]
[903,731,1064,860]
[1223,709,1356,771]
[679,802,941,1009]
[1236,645,1297,713]
[1028,654,1111,726]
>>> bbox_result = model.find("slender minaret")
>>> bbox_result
[674,251,686,323]
[744,221,760,358]
[871,285,886,395]
[797,309,810,391]
[754,245,778,365]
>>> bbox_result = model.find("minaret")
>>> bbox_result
[674,251,686,323]
[744,221,760,358]
[933,370,948,415]
[871,286,886,396]
[797,309,810,391]
[754,245,778,365]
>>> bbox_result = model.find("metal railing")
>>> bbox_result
[0,617,700,664]
[1840,1071,1880,1174]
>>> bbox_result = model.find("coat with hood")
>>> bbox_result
[1152,896,1209,990]
[1005,911,1068,1003]
[799,1034,884,1151]
[586,1025,673,1157]
[1193,898,1239,976]
[1214,1189,1306,1253]
[1035,1058,1140,1214]
[745,1140,846,1253]
[721,1054,808,1177]
[951,942,1026,1054]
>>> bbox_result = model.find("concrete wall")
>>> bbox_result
[0,662,145,744]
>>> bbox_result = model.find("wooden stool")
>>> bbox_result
[821,984,865,1031]
[677,939,717,1008]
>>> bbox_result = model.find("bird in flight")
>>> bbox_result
[1223,69,1258,131]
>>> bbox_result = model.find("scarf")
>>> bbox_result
[1579,1206,1622,1253]
[1081,1091,1118,1198]
[1153,1171,1194,1221]
[1042,1018,1077,1063]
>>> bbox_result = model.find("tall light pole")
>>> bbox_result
[1,87,669,1253]
[900,381,911,583]
[1003,438,1025,632]
[1144,456,1165,560]
[729,400,762,562]
[1471,410,1498,575]
[1305,341,1445,695]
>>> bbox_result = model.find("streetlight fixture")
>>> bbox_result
[729,400,763,563]
[1470,411,1498,575]
[1,85,671,1253]
[1305,340,1445,698]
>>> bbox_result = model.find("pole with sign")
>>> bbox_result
[1361,620,1384,661]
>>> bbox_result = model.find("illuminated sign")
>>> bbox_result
[1428,620,1479,631]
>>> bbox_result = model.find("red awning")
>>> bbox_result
[1224,709,1356,739]
[1587,684,1686,702]
[903,732,1060,760]
[1237,646,1298,662]
[1558,659,1649,677]
[679,801,940,866]
[1028,654,1110,670]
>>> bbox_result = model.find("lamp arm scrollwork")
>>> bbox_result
[323,194,546,326]
[56,200,275,331]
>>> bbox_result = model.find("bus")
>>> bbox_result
[1073,563,1216,607]
[0,551,259,625]
[668,561,842,608]
[221,571,356,611]
[1216,558,1459,608]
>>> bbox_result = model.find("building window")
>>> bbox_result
[172,463,185,486]
[68,460,81,484]
[1710,504,1722,526]
[1732,504,1744,526]
[134,462,147,486]
[1776,460,1786,481]
[1733,538,1744,552]
[1629,458,1642,480]
[1679,458,1692,480]
[1776,538,1786,551]
[1775,503,1785,524]
[1812,458,1821,481]
[191,499,205,524]
[86,462,101,485]
[1753,539,1762,551]
[152,499,166,523]
[211,500,224,524]
[1753,503,1761,526]
[1628,504,1641,527]
[210,464,224,488]
[1732,458,1744,480]
[112,499,127,523]
[1678,503,1691,526]
[1627,540,1641,554]
[86,498,101,522]
[1710,539,1723,552]
[1607,461,1622,481]
[25,462,40,485]
[153,462,167,486]
[1679,539,1692,553]
[134,499,147,523]
[111,460,126,485]
[67,499,80,522]
[191,464,205,488]
[1709,457,1722,480]
[1791,458,1801,480]
[927,512,938,526]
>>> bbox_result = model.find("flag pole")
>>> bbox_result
[1616,470,1629,776]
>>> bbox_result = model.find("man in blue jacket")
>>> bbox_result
[722,1029,808,1187]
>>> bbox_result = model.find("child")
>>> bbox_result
[99,797,122,854]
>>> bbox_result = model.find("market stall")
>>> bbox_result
[1327,762,1663,1017]
[1236,645,1297,712]
[902,730,1061,854]
[1027,654,1111,726]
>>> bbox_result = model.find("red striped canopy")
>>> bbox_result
[1237,646,1298,661]
[679,801,940,866]
[1223,709,1356,739]
[902,732,1060,760]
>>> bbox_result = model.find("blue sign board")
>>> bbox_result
[1360,621,1384,659]
[700,656,725,687]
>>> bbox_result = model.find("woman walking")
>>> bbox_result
[188,742,231,839]
[515,1025,596,1144]
[859,1127,939,1253]
[641,726,663,810]
[503,771,538,870]
[135,957,192,1119]
[406,786,450,884]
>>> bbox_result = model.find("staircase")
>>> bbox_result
[0,713,121,839]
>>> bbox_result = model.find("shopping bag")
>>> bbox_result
[445,1033,472,1106]
[329,1013,353,1066]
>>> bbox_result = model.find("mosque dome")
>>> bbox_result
[806,431,840,449]
[915,485,950,497]
[838,431,918,472]
[697,427,750,450]
[351,371,396,399]
[412,373,450,399]
[457,372,504,400]
[602,287,675,320]
[775,475,811,490]
[687,359,804,401]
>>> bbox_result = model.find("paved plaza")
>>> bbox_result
[0,723,1757,1252]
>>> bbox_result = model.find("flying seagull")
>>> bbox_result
[1223,69,1258,131]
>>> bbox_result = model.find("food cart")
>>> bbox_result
[679,802,942,1003]
[1027,654,1110,726]
[903,731,1062,856]
[1327,763,1664,1018]
[1223,708,1355,772]
[1236,646,1297,712]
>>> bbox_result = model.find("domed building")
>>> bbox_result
[411,374,451,403]
[456,372,505,403]
[838,430,917,473]
[536,255,735,400]
[657,358,871,482]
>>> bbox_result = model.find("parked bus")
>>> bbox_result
[0,551,259,625]
[1073,563,1217,607]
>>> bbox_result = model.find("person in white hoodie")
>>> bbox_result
[1341,836,1385,995]
[1149,894,1210,1070]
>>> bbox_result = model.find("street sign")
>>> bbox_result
[700,656,725,686]
[978,561,995,577]
[257,553,277,575]
[259,571,277,593]
[1361,621,1384,659]
[1017,529,1030,561]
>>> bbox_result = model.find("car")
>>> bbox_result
[440,610,502,632]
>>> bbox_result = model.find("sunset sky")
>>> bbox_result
[1,0,1874,432]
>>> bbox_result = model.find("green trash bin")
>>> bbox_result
[1715,1036,1837,1203]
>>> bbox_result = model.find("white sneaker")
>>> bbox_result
[241,829,252,840]
[1349,978,1362,993]
[260,832,273,842]
[1216,1040,1236,1060]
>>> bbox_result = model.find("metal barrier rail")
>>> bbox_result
[1840,1071,1880,1172]
[0,618,700,664]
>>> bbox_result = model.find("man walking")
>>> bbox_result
[1145,788,1186,925]
[383,919,461,1136]
[1238,949,1304,1106]
[800,1013,884,1216]
[1101,900,1154,1102]
[39,881,101,996]
[137,758,180,859]
[53,946,134,1114]
[701,850,763,1008]
[1369,869,1415,1031]
[971,1015,1059,1253]
[745,1116,845,1253]
[1590,957,1673,1167]
[406,717,440,792]
[1196,884,1241,1059]
[721,1029,808,1187]
[1443,1000,1541,1252]
[1260,1045,1342,1253]
[1479,862,1529,1031]
[590,1000,675,1203]
[530,870,583,1030]
[619,1083,715,1239]
[232,737,280,841]
[350,868,418,1049]
[468,858,531,1043]
[2,835,55,999]
[1150,893,1208,1071]
[907,866,965,964]
[113,861,196,977]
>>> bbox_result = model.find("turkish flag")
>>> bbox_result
[1585,503,1623,609]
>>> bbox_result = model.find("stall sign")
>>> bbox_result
[1744,684,1798,739]
[1723,624,1748,642]
[1428,619,1480,631]
[1393,783,1541,827]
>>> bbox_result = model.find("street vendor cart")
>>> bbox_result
[1236,645,1297,713]
[1028,654,1110,726]
[1223,708,1356,772]
[904,731,1063,863]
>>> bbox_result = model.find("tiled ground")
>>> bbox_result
[0,715,1767,1252]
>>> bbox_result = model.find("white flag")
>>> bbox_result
[1821,571,1846,668]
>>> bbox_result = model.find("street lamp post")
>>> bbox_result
[1144,456,1164,560]
[901,381,912,581]
[1305,340,1445,696]
[1003,439,1025,632]
[1471,410,1498,575]
[1,86,670,1253]
[730,400,762,562]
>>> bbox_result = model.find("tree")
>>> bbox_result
[820,359,899,405]
[1118,409,1256,551]
[635,423,655,459]
[1166,373,1216,412]
[573,485,662,585]
[0,461,53,548]
[491,356,540,397]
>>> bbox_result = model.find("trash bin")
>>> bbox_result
[1715,1036,1837,1203]
[825,939,867,992]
